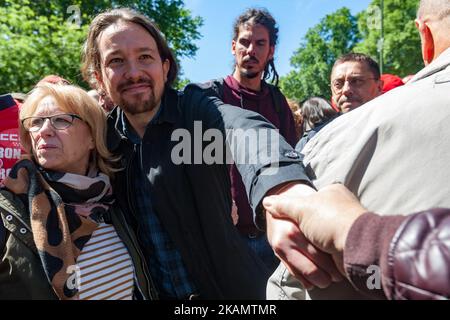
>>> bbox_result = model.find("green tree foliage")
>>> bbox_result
[280,8,360,102]
[0,0,202,93]
[355,0,421,77]
[0,0,88,93]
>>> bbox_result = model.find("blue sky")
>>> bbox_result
[180,0,372,83]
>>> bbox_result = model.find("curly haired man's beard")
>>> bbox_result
[239,59,268,80]
[240,69,260,79]
[119,92,158,116]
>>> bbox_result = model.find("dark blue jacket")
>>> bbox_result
[107,84,311,299]
[296,117,339,154]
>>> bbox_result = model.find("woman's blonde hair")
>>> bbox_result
[20,83,119,177]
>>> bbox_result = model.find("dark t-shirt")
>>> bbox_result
[221,75,297,234]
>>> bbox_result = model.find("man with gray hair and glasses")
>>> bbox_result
[330,53,383,114]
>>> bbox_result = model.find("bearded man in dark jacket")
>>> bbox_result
[80,8,339,300]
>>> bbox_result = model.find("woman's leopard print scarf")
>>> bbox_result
[4,157,114,300]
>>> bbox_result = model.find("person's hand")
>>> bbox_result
[264,184,367,274]
[265,182,344,289]
[231,200,239,225]
[266,213,344,289]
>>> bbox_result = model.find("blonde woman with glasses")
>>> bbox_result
[0,83,155,300]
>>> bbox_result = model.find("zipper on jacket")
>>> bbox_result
[0,195,57,294]
[125,143,159,300]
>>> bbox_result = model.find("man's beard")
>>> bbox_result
[239,56,265,80]
[119,92,158,116]
[116,79,159,115]
[240,69,260,79]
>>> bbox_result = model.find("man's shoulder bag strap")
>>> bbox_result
[209,78,284,120]
[267,83,283,114]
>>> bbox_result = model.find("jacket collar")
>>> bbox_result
[106,87,180,152]
[409,47,450,84]
[224,75,271,102]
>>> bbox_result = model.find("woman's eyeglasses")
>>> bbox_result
[21,114,83,132]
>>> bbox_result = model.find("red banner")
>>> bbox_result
[0,95,21,182]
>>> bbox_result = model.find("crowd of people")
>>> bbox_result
[0,0,449,300]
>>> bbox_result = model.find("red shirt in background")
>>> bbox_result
[381,74,405,94]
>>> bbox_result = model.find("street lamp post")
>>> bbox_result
[379,0,384,75]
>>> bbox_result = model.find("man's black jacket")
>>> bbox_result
[106,84,311,299]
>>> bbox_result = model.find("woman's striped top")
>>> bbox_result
[76,223,135,300]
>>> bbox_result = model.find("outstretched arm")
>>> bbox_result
[263,184,450,300]
[184,84,344,290]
